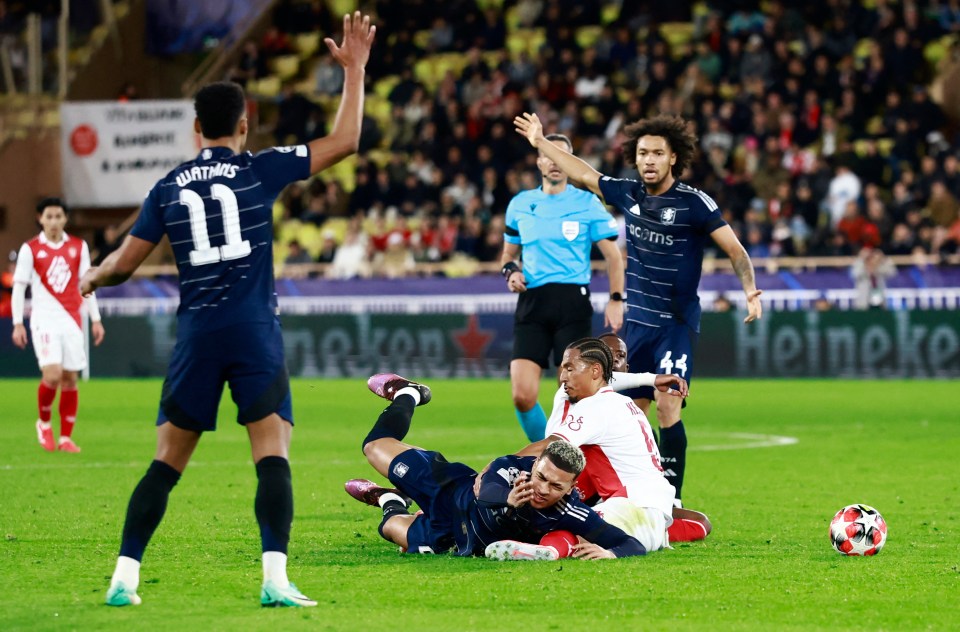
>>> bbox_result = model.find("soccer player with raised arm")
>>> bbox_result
[514,112,762,504]
[81,12,375,608]
[344,374,647,561]
[11,197,105,453]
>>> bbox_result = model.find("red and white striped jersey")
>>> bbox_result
[13,232,100,329]
[546,386,676,517]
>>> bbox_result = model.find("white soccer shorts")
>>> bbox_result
[593,496,671,553]
[30,321,87,371]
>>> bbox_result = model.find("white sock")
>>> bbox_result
[395,386,420,405]
[38,420,52,430]
[111,556,140,589]
[377,492,405,508]
[263,551,289,589]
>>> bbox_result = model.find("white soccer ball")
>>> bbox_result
[829,504,887,556]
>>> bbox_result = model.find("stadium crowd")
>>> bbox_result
[185,1,960,276]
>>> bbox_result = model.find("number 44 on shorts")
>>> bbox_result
[659,351,688,377]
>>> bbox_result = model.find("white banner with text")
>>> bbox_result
[60,100,197,207]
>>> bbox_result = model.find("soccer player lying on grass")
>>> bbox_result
[476,336,711,552]
[345,374,647,560]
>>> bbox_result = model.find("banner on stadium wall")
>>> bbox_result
[3,310,959,378]
[60,100,197,207]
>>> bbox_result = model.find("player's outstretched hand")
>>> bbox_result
[11,323,28,349]
[654,374,688,397]
[571,542,615,560]
[744,289,763,323]
[514,112,544,148]
[324,11,376,70]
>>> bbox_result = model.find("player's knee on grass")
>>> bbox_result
[378,514,411,549]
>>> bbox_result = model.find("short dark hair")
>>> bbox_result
[36,197,67,215]
[621,114,697,177]
[565,337,614,382]
[543,133,572,152]
[194,81,247,139]
[541,440,586,476]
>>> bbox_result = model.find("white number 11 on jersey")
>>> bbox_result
[182,184,251,266]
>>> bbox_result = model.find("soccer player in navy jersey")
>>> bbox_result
[514,112,762,505]
[345,374,647,560]
[80,11,376,608]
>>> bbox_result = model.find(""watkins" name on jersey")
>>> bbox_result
[175,163,238,187]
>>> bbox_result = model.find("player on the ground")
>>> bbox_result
[597,332,712,542]
[345,374,647,560]
[11,197,105,453]
[501,132,624,442]
[478,337,711,550]
[80,11,376,608]
[514,112,762,504]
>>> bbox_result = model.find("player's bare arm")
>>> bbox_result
[309,11,376,175]
[500,241,527,293]
[596,239,625,332]
[91,321,106,346]
[710,224,763,323]
[80,235,157,295]
[514,113,603,196]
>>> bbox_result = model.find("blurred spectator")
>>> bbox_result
[317,230,338,264]
[284,240,313,265]
[117,82,139,101]
[328,223,370,279]
[94,225,123,265]
[0,250,15,318]
[851,247,895,309]
[713,294,733,312]
[314,54,344,95]
[825,162,862,228]
[274,83,322,145]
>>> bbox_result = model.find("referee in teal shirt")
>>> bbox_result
[500,133,625,441]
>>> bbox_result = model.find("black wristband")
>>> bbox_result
[609,292,624,302]
[501,261,520,280]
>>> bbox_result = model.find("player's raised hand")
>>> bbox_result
[654,374,688,397]
[514,112,544,148]
[324,11,376,70]
[744,289,763,323]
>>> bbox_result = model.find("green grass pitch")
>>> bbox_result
[0,378,957,631]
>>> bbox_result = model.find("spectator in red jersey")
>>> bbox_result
[11,198,105,453]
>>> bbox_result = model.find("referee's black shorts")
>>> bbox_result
[512,283,593,368]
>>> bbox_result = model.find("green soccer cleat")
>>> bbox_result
[260,580,318,607]
[105,581,142,606]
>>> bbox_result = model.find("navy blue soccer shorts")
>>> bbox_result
[620,320,698,403]
[386,449,477,554]
[157,319,293,432]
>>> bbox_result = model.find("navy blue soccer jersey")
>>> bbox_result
[598,176,726,332]
[131,145,310,337]
[463,455,644,557]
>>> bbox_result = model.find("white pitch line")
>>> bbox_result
[0,433,798,471]
[691,433,799,451]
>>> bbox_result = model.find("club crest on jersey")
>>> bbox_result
[660,207,677,225]
[392,462,409,478]
[68,247,77,259]
[562,221,580,241]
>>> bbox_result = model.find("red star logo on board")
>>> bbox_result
[451,314,493,359]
